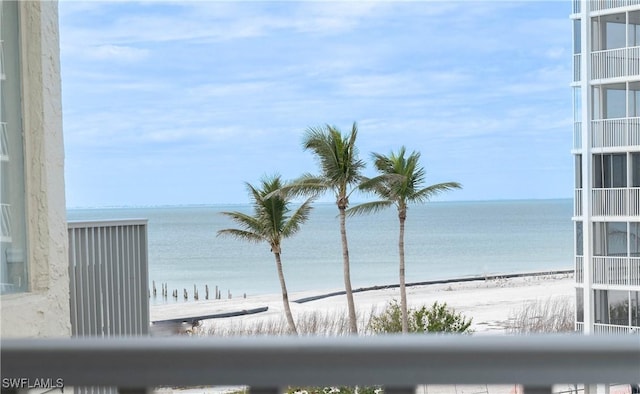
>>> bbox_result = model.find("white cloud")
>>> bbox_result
[85,44,149,62]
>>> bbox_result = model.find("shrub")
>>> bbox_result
[369,300,473,334]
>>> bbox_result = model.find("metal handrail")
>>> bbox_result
[1,336,639,388]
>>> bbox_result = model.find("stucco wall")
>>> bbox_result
[0,1,70,338]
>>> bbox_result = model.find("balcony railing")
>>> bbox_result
[1,336,640,394]
[590,0,640,11]
[592,256,640,286]
[631,188,640,216]
[592,188,626,216]
[574,189,583,217]
[591,46,640,80]
[573,53,581,82]
[575,255,584,283]
[592,187,640,216]
[590,118,640,148]
[592,323,637,334]
[572,0,581,14]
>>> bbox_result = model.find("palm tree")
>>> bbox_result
[286,122,365,334]
[217,175,314,335]
[349,147,462,333]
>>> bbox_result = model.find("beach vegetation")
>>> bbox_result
[506,296,574,334]
[282,122,365,334]
[349,147,462,333]
[368,300,472,334]
[217,174,315,335]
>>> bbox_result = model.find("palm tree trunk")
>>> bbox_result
[274,252,298,335]
[339,204,358,334]
[399,208,408,334]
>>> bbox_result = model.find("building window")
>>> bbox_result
[593,222,627,257]
[1,1,28,294]
[573,19,581,55]
[632,291,639,327]
[576,288,584,323]
[629,11,640,47]
[592,14,627,51]
[593,153,627,188]
[631,222,640,257]
[575,154,582,189]
[594,289,629,326]
[632,152,640,187]
[576,221,583,256]
[629,81,640,118]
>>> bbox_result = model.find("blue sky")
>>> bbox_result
[59,1,573,208]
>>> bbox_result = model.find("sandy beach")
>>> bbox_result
[151,271,575,335]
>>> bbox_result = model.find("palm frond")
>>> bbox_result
[409,182,463,203]
[219,211,265,233]
[281,196,315,238]
[346,200,394,217]
[216,228,265,243]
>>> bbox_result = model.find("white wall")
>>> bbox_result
[0,0,70,338]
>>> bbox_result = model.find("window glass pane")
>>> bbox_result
[593,154,603,188]
[1,1,28,294]
[632,153,640,187]
[592,86,601,120]
[604,14,626,49]
[604,85,626,119]
[576,288,584,323]
[611,153,626,187]
[607,222,627,257]
[575,154,582,189]
[595,290,630,326]
[594,289,607,323]
[576,221,583,256]
[593,222,606,256]
[629,11,640,47]
[632,291,639,327]
[608,290,629,326]
[629,82,640,118]
[631,222,640,257]
[573,19,581,54]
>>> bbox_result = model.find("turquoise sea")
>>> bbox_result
[67,199,573,304]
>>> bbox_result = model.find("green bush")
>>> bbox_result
[286,386,383,394]
[369,300,472,334]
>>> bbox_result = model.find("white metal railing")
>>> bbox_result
[629,117,640,146]
[591,47,626,79]
[630,257,640,286]
[592,188,626,216]
[590,0,640,12]
[631,188,640,216]
[573,53,581,82]
[591,118,626,148]
[1,203,11,241]
[575,322,584,332]
[629,46,640,76]
[574,189,583,217]
[591,46,640,80]
[1,336,639,392]
[575,256,584,283]
[572,0,581,13]
[573,122,582,150]
[592,323,637,334]
[592,256,636,285]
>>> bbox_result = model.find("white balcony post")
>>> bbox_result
[580,0,594,334]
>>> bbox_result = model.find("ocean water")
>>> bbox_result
[67,199,573,304]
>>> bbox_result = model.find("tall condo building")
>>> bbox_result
[572,0,640,334]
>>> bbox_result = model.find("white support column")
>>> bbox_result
[580,0,594,335]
